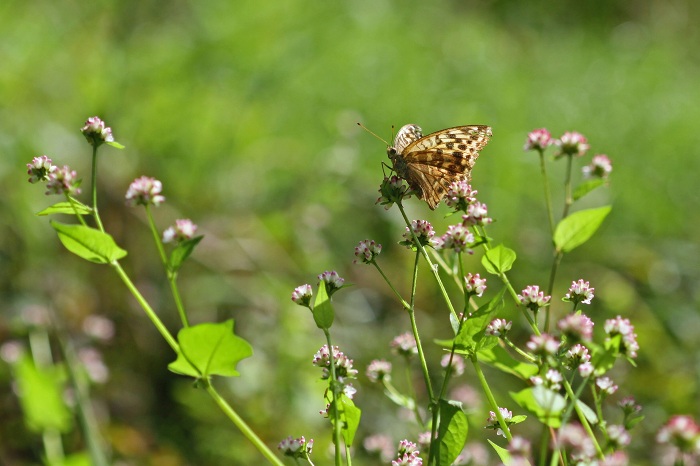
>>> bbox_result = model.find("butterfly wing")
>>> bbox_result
[399,125,492,209]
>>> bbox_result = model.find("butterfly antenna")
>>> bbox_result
[357,122,390,146]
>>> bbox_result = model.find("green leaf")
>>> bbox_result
[37,200,92,216]
[478,346,539,380]
[488,440,532,466]
[481,244,516,275]
[576,400,598,425]
[168,236,204,272]
[573,178,607,201]
[168,320,253,378]
[510,386,565,428]
[338,395,361,446]
[106,141,125,149]
[311,282,334,329]
[50,221,127,264]
[553,206,611,253]
[15,357,72,433]
[454,288,506,354]
[435,399,468,466]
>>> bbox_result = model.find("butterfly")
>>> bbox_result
[387,124,492,209]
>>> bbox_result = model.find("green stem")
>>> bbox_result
[397,203,457,319]
[407,252,435,403]
[538,150,556,236]
[146,207,190,327]
[372,261,411,310]
[562,379,604,459]
[110,261,179,352]
[90,145,105,232]
[204,382,285,466]
[561,154,574,220]
[323,330,344,466]
[470,354,512,441]
[545,251,563,333]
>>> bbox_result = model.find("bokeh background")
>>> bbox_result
[1,0,699,464]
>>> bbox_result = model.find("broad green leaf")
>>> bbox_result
[482,244,516,275]
[61,453,92,466]
[454,288,505,354]
[573,179,606,201]
[553,206,611,253]
[510,386,564,428]
[590,338,618,375]
[312,282,334,330]
[436,399,468,466]
[339,395,361,446]
[168,320,253,378]
[50,221,127,264]
[15,357,72,433]
[168,235,204,272]
[478,346,539,380]
[37,200,92,216]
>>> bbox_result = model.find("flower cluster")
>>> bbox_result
[317,270,345,296]
[354,239,382,264]
[526,333,560,356]
[45,165,81,196]
[277,435,313,459]
[390,332,418,358]
[26,155,57,184]
[162,219,198,243]
[486,407,514,438]
[485,318,512,337]
[656,415,700,456]
[433,223,474,253]
[444,180,478,211]
[558,312,594,343]
[604,316,639,359]
[563,279,595,306]
[312,345,358,382]
[291,284,313,307]
[554,131,590,158]
[81,116,115,147]
[377,175,413,209]
[530,369,563,391]
[518,285,551,312]
[125,176,165,207]
[391,440,422,466]
[366,359,392,383]
[464,273,487,297]
[401,219,435,249]
[583,154,613,179]
[523,128,553,152]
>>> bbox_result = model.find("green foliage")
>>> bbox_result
[435,400,469,466]
[15,357,71,433]
[168,235,204,273]
[478,346,539,380]
[50,221,127,264]
[334,395,361,447]
[482,245,516,275]
[37,201,92,216]
[553,206,611,253]
[311,281,335,330]
[453,288,506,355]
[511,386,565,428]
[168,320,253,379]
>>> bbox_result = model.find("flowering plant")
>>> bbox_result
[14,119,700,465]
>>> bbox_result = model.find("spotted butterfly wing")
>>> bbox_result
[387,124,492,209]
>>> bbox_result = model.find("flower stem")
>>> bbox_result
[471,353,512,441]
[323,330,344,466]
[538,150,555,236]
[204,381,285,466]
[90,145,105,232]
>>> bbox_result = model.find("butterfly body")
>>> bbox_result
[387,124,492,209]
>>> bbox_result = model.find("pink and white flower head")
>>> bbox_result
[604,316,639,359]
[162,219,198,243]
[656,415,700,455]
[366,359,392,383]
[558,313,594,343]
[464,273,487,297]
[81,116,114,146]
[583,154,613,179]
[445,180,477,210]
[462,202,493,226]
[46,165,81,196]
[402,219,435,249]
[486,407,514,438]
[391,332,418,357]
[278,435,313,459]
[524,128,553,152]
[554,131,590,158]
[291,284,313,307]
[27,155,57,184]
[485,318,512,337]
[125,176,165,207]
[518,285,551,312]
[433,223,474,254]
[564,279,595,305]
[354,239,382,264]
[526,333,560,356]
[317,270,345,296]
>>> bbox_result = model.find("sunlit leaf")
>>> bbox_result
[169,236,204,272]
[482,244,516,275]
[554,206,611,253]
[510,386,564,428]
[454,288,505,354]
[435,399,468,466]
[573,178,606,201]
[51,221,127,264]
[479,346,539,380]
[168,320,253,378]
[312,282,334,330]
[15,357,71,433]
[37,200,92,216]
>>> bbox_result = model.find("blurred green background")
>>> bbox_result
[2,0,699,464]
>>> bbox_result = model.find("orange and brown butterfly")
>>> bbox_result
[386,124,493,209]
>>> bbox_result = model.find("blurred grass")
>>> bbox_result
[1,0,699,464]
